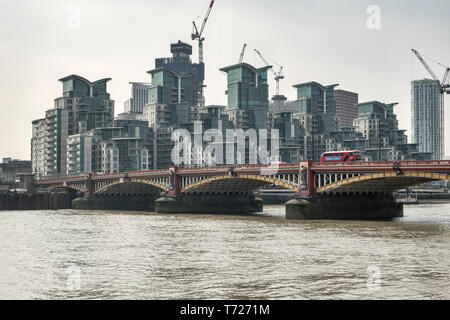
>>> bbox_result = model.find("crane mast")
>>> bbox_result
[239,43,247,63]
[443,68,450,89]
[190,0,215,107]
[411,48,450,93]
[272,61,284,97]
[254,49,284,95]
[192,0,215,64]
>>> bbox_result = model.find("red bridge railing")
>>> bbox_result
[35,160,450,186]
[312,160,450,167]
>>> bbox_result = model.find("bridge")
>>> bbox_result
[35,160,450,219]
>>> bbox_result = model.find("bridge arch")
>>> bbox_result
[64,185,86,194]
[317,171,449,194]
[182,174,298,194]
[95,178,169,196]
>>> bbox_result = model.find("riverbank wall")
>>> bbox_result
[0,190,71,210]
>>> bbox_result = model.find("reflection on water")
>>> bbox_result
[0,203,449,299]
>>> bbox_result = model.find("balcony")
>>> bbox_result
[68,161,80,166]
[67,153,80,159]
[67,140,80,146]
[68,146,80,152]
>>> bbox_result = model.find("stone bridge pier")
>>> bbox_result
[285,168,450,220]
[155,193,263,214]
[72,194,159,211]
[286,194,403,220]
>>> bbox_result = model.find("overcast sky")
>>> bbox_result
[1,0,450,160]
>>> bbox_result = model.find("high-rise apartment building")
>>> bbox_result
[292,81,339,160]
[31,118,46,177]
[56,75,115,133]
[220,63,271,130]
[67,132,94,174]
[334,89,359,128]
[411,79,444,160]
[139,66,196,169]
[351,101,432,161]
[273,111,304,163]
[124,82,151,114]
[44,108,69,175]
[31,75,115,176]
[155,41,204,108]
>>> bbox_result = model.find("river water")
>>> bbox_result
[0,203,449,300]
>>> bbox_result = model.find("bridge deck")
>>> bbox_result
[34,161,450,196]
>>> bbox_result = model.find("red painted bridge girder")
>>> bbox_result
[311,160,450,173]
[34,160,450,196]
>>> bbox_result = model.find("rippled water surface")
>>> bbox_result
[0,203,449,299]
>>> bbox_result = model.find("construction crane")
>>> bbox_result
[254,49,284,95]
[239,43,247,63]
[411,49,450,94]
[192,0,215,64]
[412,48,449,161]
[442,66,450,90]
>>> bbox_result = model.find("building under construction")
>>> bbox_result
[155,40,205,109]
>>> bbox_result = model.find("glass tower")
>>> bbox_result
[411,79,444,160]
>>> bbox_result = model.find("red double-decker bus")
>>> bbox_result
[320,150,363,163]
